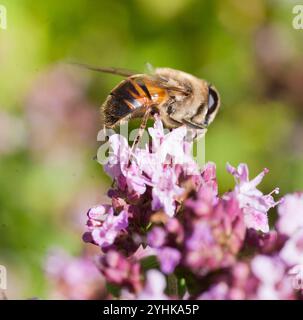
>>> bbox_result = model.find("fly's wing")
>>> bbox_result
[70,62,138,77]
[144,62,155,74]
[148,74,191,96]
[71,62,189,94]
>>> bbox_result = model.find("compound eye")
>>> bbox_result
[208,86,219,115]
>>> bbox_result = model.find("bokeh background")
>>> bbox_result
[0,0,302,299]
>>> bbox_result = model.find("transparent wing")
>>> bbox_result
[69,62,138,77]
[150,74,190,95]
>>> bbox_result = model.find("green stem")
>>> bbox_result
[166,274,178,297]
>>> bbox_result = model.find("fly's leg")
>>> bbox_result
[128,108,151,164]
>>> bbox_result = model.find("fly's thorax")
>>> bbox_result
[155,67,210,125]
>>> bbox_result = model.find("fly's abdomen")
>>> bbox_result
[102,77,151,127]
[102,76,168,127]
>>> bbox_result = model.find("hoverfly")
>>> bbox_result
[73,63,220,150]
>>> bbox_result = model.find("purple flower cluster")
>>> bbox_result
[45,249,106,300]
[81,117,303,299]
[147,186,246,277]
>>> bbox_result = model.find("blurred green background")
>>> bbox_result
[0,0,302,298]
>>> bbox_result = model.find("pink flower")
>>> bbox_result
[201,162,218,194]
[148,116,166,150]
[184,191,246,276]
[97,251,142,293]
[280,229,303,266]
[45,249,105,300]
[157,247,181,274]
[84,205,128,249]
[150,166,184,217]
[147,227,167,248]
[138,270,168,300]
[148,115,195,168]
[105,134,147,194]
[86,205,111,227]
[198,262,256,300]
[132,245,157,260]
[251,255,284,286]
[251,255,293,300]
[198,283,229,300]
[277,193,303,236]
[227,163,280,233]
[185,185,217,216]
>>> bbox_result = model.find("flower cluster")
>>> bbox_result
[45,249,106,300]
[81,117,303,299]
